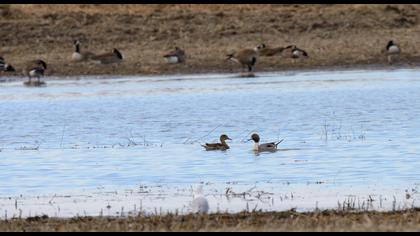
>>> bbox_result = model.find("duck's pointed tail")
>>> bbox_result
[201,144,210,150]
[275,139,284,147]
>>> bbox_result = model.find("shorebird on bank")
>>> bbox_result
[0,57,15,72]
[385,40,400,64]
[202,134,232,151]
[91,48,124,64]
[23,59,47,87]
[163,47,186,63]
[71,40,96,62]
[249,133,283,152]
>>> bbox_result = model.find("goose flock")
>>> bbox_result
[0,39,401,86]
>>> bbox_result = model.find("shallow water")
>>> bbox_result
[1,69,420,217]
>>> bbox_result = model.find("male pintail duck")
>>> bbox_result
[255,43,285,57]
[23,59,47,87]
[0,57,15,72]
[202,134,232,151]
[385,40,400,64]
[249,133,283,152]
[71,40,96,62]
[164,47,186,63]
[226,45,265,72]
[91,48,124,64]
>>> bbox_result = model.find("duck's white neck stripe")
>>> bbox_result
[253,142,259,151]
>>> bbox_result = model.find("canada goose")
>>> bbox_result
[202,134,232,151]
[255,44,285,57]
[163,47,186,63]
[249,133,283,152]
[23,59,47,87]
[226,46,261,72]
[385,40,400,64]
[0,57,15,72]
[71,40,96,62]
[91,48,124,64]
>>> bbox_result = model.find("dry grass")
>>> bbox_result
[3,209,420,231]
[1,4,420,77]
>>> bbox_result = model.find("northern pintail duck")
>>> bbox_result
[163,47,186,63]
[385,40,400,64]
[227,45,264,72]
[0,56,15,72]
[71,40,96,62]
[91,48,124,64]
[249,133,283,152]
[23,59,47,87]
[202,134,232,151]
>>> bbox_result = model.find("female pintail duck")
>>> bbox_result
[23,59,47,87]
[202,134,232,151]
[249,133,283,152]
[0,57,15,72]
[226,45,264,73]
[255,43,285,57]
[91,48,124,64]
[163,47,186,63]
[385,40,400,64]
[71,40,96,62]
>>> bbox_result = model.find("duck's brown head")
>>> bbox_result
[250,133,260,143]
[220,134,232,142]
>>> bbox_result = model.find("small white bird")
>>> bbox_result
[191,185,209,214]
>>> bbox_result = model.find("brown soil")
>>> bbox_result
[1,4,420,77]
[2,209,420,232]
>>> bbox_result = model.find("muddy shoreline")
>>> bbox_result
[2,209,420,231]
[1,63,418,82]
[1,5,420,77]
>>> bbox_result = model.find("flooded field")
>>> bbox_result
[1,69,420,218]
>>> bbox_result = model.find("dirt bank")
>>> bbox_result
[2,209,420,232]
[1,4,420,77]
